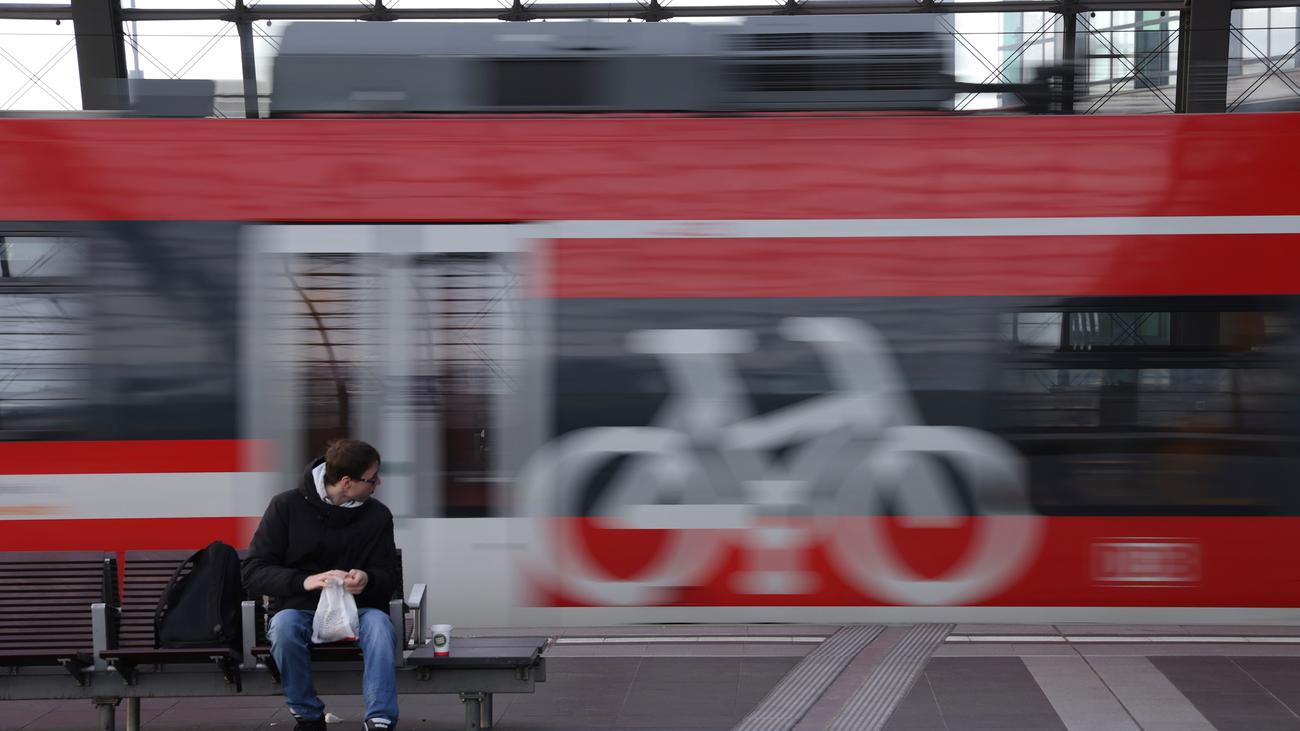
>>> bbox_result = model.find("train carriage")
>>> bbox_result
[0,111,1298,625]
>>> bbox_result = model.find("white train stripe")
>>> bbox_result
[553,636,826,645]
[526,606,1300,625]
[549,216,1300,240]
[947,635,1300,644]
[0,472,278,520]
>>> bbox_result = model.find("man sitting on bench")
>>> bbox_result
[243,439,402,731]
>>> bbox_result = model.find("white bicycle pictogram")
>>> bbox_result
[516,317,1042,607]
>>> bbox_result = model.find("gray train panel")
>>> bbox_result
[721,15,954,111]
[270,17,953,114]
[272,21,717,113]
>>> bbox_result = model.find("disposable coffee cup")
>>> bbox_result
[431,624,453,656]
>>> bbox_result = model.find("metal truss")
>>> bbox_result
[7,0,1300,21]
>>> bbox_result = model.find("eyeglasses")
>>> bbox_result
[355,475,380,487]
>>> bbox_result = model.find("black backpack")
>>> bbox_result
[154,541,244,654]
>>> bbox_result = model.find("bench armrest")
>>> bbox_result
[91,602,110,671]
[241,600,258,671]
[407,583,427,647]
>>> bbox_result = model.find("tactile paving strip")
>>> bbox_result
[732,624,885,731]
[827,623,953,731]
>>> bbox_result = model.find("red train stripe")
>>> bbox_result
[552,234,1300,298]
[0,517,255,553]
[0,115,1298,221]
[0,440,272,475]
[0,517,258,592]
[533,516,1300,607]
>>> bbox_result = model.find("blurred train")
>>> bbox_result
[0,20,1298,627]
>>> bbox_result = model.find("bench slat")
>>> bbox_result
[0,638,95,646]
[1,595,101,606]
[0,650,93,666]
[0,580,104,589]
[0,566,104,574]
[0,587,103,596]
[0,552,110,564]
[0,617,95,628]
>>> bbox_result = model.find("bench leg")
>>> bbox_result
[459,692,485,730]
[126,697,141,731]
[94,698,118,731]
[482,693,493,729]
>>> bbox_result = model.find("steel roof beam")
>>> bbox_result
[0,4,73,20]
[9,1,1300,20]
[111,3,1179,20]
[70,0,126,110]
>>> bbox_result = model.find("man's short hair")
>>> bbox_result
[324,439,381,485]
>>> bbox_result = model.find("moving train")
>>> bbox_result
[0,21,1298,627]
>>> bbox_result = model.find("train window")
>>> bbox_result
[1002,367,1296,432]
[413,253,519,518]
[271,253,379,463]
[86,223,239,440]
[491,60,596,108]
[0,236,87,440]
[0,300,87,440]
[998,303,1300,515]
[0,236,83,278]
[1003,310,1285,352]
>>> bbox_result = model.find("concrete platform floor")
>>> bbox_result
[9,625,1300,730]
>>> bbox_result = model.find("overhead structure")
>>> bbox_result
[1177,0,1234,112]
[69,0,125,110]
[5,0,1298,115]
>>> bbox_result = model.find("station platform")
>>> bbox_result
[8,623,1300,730]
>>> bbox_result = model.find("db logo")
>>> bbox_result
[1092,541,1201,586]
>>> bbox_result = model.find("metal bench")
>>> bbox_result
[409,637,551,730]
[62,549,251,729]
[0,552,118,720]
[0,550,548,731]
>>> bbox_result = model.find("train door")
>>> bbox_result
[241,225,539,627]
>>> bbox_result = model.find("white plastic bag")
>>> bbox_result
[311,579,360,643]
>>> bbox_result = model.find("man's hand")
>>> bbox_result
[343,569,369,595]
[303,570,347,592]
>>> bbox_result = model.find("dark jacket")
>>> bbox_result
[242,458,401,613]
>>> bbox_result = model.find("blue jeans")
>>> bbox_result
[267,607,399,723]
